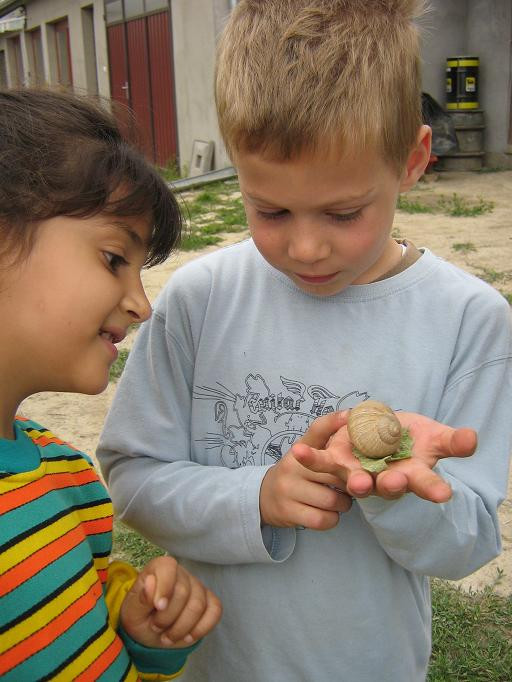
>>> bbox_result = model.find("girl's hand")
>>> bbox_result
[120,556,222,648]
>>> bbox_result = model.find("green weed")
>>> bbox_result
[112,521,164,569]
[109,348,130,381]
[452,242,477,254]
[438,194,494,217]
[397,195,434,214]
[499,291,512,305]
[428,579,512,681]
[180,232,223,251]
[473,266,510,285]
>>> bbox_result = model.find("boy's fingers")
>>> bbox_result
[406,468,452,503]
[437,427,477,458]
[297,411,348,449]
[292,442,374,496]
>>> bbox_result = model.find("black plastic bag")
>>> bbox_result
[421,92,458,155]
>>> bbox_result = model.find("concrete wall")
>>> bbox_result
[421,0,512,167]
[0,0,110,98]
[171,0,231,173]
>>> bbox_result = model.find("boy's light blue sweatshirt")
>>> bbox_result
[98,239,512,682]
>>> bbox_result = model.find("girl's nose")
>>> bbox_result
[123,277,152,322]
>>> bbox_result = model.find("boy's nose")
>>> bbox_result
[287,226,331,264]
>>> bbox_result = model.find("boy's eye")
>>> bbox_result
[329,209,363,223]
[255,209,288,220]
[104,251,128,271]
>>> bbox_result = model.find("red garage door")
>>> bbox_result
[106,2,177,167]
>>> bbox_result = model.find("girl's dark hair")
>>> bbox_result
[0,89,181,266]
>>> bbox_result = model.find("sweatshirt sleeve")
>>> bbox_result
[357,296,512,580]
[97,274,296,566]
[105,561,199,680]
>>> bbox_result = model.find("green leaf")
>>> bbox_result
[353,429,413,472]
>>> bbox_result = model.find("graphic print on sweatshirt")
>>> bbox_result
[194,374,371,467]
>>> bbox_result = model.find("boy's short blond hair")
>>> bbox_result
[215,0,426,174]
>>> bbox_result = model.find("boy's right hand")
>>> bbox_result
[259,412,353,529]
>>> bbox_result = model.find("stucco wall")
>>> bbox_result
[171,0,231,172]
[421,0,512,166]
[0,0,109,97]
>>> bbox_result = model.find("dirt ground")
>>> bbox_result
[20,170,512,596]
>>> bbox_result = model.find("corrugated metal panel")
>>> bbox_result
[107,24,128,106]
[147,11,177,166]
[126,16,154,159]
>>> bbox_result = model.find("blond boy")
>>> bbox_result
[98,1,512,680]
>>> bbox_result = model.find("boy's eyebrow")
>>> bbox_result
[244,189,376,208]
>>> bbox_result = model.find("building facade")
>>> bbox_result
[0,0,510,171]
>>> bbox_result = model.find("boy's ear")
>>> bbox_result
[399,125,432,192]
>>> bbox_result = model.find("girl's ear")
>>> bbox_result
[399,125,432,192]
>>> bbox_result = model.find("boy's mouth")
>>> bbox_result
[295,272,339,284]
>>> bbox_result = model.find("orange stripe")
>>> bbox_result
[74,635,124,682]
[0,580,102,675]
[1,526,85,597]
[97,568,108,584]
[0,469,99,514]
[82,517,112,535]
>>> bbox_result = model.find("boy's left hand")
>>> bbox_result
[120,556,222,649]
[292,411,477,503]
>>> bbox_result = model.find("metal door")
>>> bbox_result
[107,9,177,166]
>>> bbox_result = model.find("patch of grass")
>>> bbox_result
[499,291,512,305]
[178,181,246,249]
[397,195,435,214]
[159,159,182,183]
[109,348,130,381]
[452,242,477,254]
[180,231,223,251]
[112,521,164,569]
[473,266,511,285]
[428,578,512,681]
[437,193,494,217]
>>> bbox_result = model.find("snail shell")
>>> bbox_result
[347,400,402,458]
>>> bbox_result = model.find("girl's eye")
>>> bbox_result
[255,209,288,221]
[104,252,128,271]
[329,209,363,223]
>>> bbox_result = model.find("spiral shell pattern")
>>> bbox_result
[347,400,402,458]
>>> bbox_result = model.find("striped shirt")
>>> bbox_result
[0,418,189,681]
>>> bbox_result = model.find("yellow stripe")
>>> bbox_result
[45,458,92,474]
[0,565,99,653]
[94,555,110,573]
[52,625,117,681]
[0,503,112,575]
[447,59,479,67]
[446,101,479,110]
[1,457,93,493]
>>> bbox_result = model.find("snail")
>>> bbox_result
[347,400,402,459]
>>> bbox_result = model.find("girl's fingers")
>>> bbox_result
[152,567,191,632]
[158,577,208,645]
